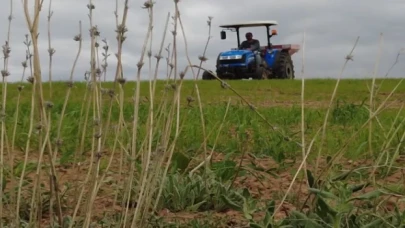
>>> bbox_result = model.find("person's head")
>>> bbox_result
[245,32,253,41]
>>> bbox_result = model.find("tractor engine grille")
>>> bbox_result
[219,55,246,65]
[219,59,244,64]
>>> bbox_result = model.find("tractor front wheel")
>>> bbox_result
[254,66,268,80]
[202,70,215,80]
[274,52,295,79]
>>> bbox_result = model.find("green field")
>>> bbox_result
[2,78,405,227]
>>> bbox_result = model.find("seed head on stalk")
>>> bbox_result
[142,1,155,9]
[1,70,10,77]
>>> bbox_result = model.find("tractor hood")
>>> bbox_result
[218,49,251,60]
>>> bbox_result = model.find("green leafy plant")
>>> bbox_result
[331,98,368,126]
[282,171,401,227]
[158,172,244,213]
[248,201,277,228]
[221,188,258,220]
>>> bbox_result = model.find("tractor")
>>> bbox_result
[202,20,300,80]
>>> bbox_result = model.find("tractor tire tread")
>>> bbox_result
[275,51,295,79]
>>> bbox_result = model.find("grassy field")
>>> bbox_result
[2,0,405,227]
[2,78,405,227]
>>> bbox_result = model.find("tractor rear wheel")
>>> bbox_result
[274,52,295,79]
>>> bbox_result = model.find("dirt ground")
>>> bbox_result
[3,149,405,227]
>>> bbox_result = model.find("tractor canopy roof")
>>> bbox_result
[219,20,278,29]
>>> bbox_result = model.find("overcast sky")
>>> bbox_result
[0,0,404,82]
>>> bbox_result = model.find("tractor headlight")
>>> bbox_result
[219,55,243,60]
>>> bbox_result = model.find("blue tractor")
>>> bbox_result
[202,20,300,80]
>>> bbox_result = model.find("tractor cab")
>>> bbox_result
[219,20,279,53]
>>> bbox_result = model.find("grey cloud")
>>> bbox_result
[0,0,404,82]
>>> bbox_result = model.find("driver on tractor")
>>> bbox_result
[239,32,262,68]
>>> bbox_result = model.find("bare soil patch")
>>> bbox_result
[4,150,405,227]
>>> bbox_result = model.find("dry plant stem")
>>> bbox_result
[22,35,33,83]
[15,39,36,226]
[99,44,113,147]
[368,33,383,158]
[70,3,98,226]
[172,5,178,82]
[24,0,46,114]
[300,31,308,184]
[129,3,155,226]
[149,16,185,228]
[45,110,63,226]
[150,12,170,106]
[272,128,321,219]
[10,47,31,224]
[111,0,119,80]
[96,100,120,195]
[120,2,154,226]
[78,89,92,157]
[144,10,155,193]
[76,79,93,161]
[28,108,52,225]
[76,77,90,148]
[1,0,13,224]
[314,36,360,172]
[54,21,82,161]
[101,95,114,148]
[96,0,134,216]
[142,3,183,223]
[150,96,184,215]
[136,12,171,218]
[113,0,129,86]
[113,93,125,207]
[165,43,172,80]
[152,95,188,211]
[76,41,102,163]
[50,21,83,227]
[15,79,37,225]
[0,95,6,220]
[154,13,170,82]
[69,140,96,228]
[158,77,180,153]
[20,56,28,82]
[137,15,156,224]
[83,1,104,225]
[94,99,131,202]
[177,11,209,174]
[22,0,59,226]
[47,0,54,98]
[192,16,212,83]
[9,89,21,221]
[99,41,113,148]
